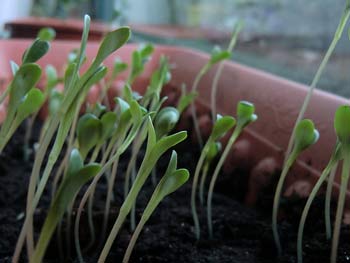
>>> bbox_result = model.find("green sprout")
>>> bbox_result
[13,16,131,261]
[123,57,171,230]
[272,119,319,255]
[191,114,235,239]
[207,101,257,238]
[211,20,243,122]
[0,36,49,133]
[191,46,231,148]
[30,149,101,263]
[122,151,189,263]
[127,43,154,84]
[199,141,221,205]
[148,106,180,187]
[283,0,350,171]
[0,63,44,153]
[177,83,197,115]
[330,105,350,263]
[297,142,342,263]
[22,29,56,159]
[98,119,187,262]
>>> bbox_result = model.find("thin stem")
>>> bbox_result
[100,154,121,244]
[284,1,350,164]
[52,154,69,198]
[123,216,146,263]
[65,201,75,258]
[325,162,339,239]
[272,153,297,255]
[199,162,209,206]
[331,154,350,263]
[124,134,144,199]
[191,141,210,239]
[23,113,38,161]
[297,158,337,263]
[207,128,241,238]
[99,150,160,262]
[122,202,157,263]
[28,121,70,257]
[190,65,209,149]
[13,117,60,261]
[130,165,137,231]
[211,22,242,122]
[75,132,128,262]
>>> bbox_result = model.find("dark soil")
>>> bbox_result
[1,122,350,263]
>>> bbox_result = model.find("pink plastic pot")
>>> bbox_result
[0,39,348,205]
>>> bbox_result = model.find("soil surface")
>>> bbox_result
[1,122,350,263]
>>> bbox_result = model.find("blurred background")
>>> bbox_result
[1,0,349,97]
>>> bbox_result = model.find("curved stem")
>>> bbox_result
[331,153,350,263]
[99,150,160,261]
[199,162,209,206]
[123,216,146,263]
[65,200,75,258]
[297,158,337,263]
[13,116,60,262]
[272,153,297,255]
[325,162,338,239]
[191,141,210,239]
[211,22,242,122]
[100,154,121,244]
[130,165,137,231]
[207,128,241,238]
[74,133,126,262]
[190,65,209,150]
[122,202,157,263]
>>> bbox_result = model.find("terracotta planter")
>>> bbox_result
[0,39,348,205]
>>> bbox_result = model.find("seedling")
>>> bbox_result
[330,105,350,263]
[177,83,197,114]
[24,64,60,160]
[122,151,189,263]
[0,63,43,153]
[211,20,243,122]
[30,149,101,263]
[272,119,319,255]
[98,118,187,262]
[123,57,171,230]
[149,106,180,186]
[127,43,154,84]
[207,101,257,238]
[284,0,350,165]
[297,142,342,263]
[191,114,235,239]
[191,46,231,148]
